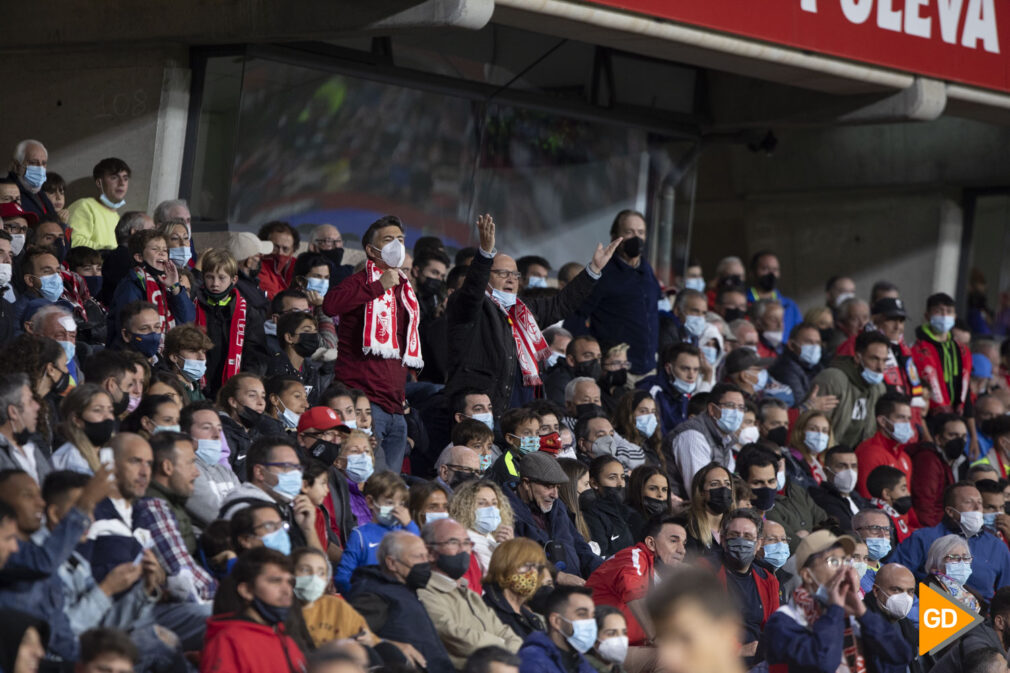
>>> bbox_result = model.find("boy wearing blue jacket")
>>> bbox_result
[335,470,419,593]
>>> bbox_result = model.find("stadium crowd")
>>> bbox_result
[0,138,1007,673]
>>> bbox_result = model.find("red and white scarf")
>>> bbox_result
[195,288,247,387]
[362,260,423,368]
[136,266,175,333]
[786,586,866,673]
[486,289,550,386]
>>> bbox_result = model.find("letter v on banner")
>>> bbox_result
[918,582,983,655]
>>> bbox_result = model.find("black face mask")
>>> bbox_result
[942,438,965,462]
[719,275,743,289]
[12,425,31,446]
[292,332,321,357]
[50,368,70,396]
[621,236,643,259]
[83,418,116,446]
[251,596,289,626]
[766,426,789,448]
[247,265,261,279]
[642,496,668,518]
[528,584,554,615]
[435,551,470,580]
[706,487,733,514]
[418,277,444,299]
[819,328,834,345]
[309,439,342,466]
[238,405,263,429]
[575,403,603,419]
[320,247,344,267]
[600,369,627,389]
[756,273,778,292]
[142,261,165,279]
[598,485,625,503]
[205,283,234,302]
[722,307,745,323]
[51,237,67,263]
[892,496,913,515]
[449,469,477,489]
[573,359,602,380]
[751,487,777,512]
[405,562,432,591]
[112,390,130,416]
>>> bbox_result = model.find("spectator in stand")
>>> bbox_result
[891,481,1010,600]
[323,216,422,473]
[612,390,665,474]
[159,324,212,403]
[202,547,307,673]
[809,445,868,532]
[99,211,154,305]
[517,585,598,673]
[504,452,601,582]
[910,413,966,526]
[912,292,973,416]
[667,288,709,347]
[216,372,269,480]
[409,481,450,528]
[487,407,541,486]
[855,392,915,498]
[740,446,827,553]
[865,466,917,543]
[292,547,377,649]
[684,463,735,557]
[580,456,634,558]
[749,299,784,358]
[227,231,273,322]
[713,284,748,324]
[433,445,481,496]
[853,509,895,594]
[557,459,593,547]
[51,383,116,475]
[838,298,925,405]
[8,140,57,221]
[447,214,614,420]
[584,606,629,673]
[977,479,1007,542]
[826,297,871,356]
[333,429,377,532]
[542,326,573,370]
[263,375,309,434]
[181,400,239,528]
[769,322,825,406]
[810,331,889,448]
[481,537,548,640]
[825,276,856,315]
[266,311,330,407]
[348,530,454,671]
[544,336,601,408]
[68,158,131,250]
[764,531,914,673]
[449,479,515,575]
[745,251,802,338]
[862,563,918,668]
[563,209,659,378]
[923,533,981,613]
[975,394,1007,459]
[144,431,201,554]
[76,628,143,673]
[0,372,52,485]
[635,342,701,435]
[975,415,1010,480]
[664,383,745,497]
[256,220,300,300]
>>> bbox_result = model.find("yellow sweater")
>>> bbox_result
[67,197,119,250]
[301,594,372,648]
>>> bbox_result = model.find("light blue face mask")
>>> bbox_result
[515,435,539,455]
[58,340,76,364]
[862,367,885,385]
[683,314,707,337]
[984,512,998,528]
[153,424,181,435]
[38,273,63,302]
[657,297,673,313]
[672,375,696,395]
[98,193,126,210]
[168,247,192,266]
[635,413,658,438]
[264,320,277,336]
[865,537,891,561]
[305,277,329,296]
[491,287,517,309]
[889,420,914,444]
[754,369,769,392]
[425,511,450,525]
[279,402,301,429]
[471,412,494,431]
[684,277,705,293]
[804,430,829,454]
[475,505,502,534]
[945,561,972,586]
[929,314,955,334]
[23,165,46,190]
[701,345,719,365]
[799,344,822,367]
[344,453,374,483]
[261,527,291,556]
[273,469,303,500]
[562,617,598,654]
[195,438,222,465]
[762,541,790,569]
[479,453,494,473]
[527,276,547,289]
[716,407,744,434]
[181,358,207,382]
[377,504,397,527]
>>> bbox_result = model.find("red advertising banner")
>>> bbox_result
[582,0,1009,93]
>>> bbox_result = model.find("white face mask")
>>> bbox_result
[0,263,11,288]
[9,234,25,256]
[377,239,405,268]
[596,635,629,664]
[880,590,914,620]
[831,468,858,494]
[959,510,984,536]
[738,425,760,445]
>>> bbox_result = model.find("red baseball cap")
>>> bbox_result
[297,406,352,433]
[0,202,38,226]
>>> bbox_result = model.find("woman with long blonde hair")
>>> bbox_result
[448,479,515,574]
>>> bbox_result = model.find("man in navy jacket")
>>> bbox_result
[518,586,597,673]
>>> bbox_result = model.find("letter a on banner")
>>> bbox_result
[919,582,983,655]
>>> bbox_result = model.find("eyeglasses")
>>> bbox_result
[253,520,289,534]
[725,532,757,542]
[822,556,848,569]
[517,562,546,574]
[447,464,480,475]
[315,238,342,246]
[490,270,522,280]
[943,554,973,564]
[718,403,747,412]
[430,538,474,550]
[762,535,791,545]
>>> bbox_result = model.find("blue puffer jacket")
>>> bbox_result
[334,520,420,593]
[518,631,596,673]
[505,485,602,578]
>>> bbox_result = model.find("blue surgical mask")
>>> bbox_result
[479,453,494,472]
[984,512,998,528]
[527,276,547,289]
[866,537,892,561]
[471,412,494,431]
[635,413,658,438]
[930,314,955,334]
[195,438,222,465]
[803,430,829,454]
[683,315,707,337]
[701,345,719,365]
[98,193,126,210]
[475,505,502,534]
[261,527,291,556]
[799,344,822,367]
[129,331,162,358]
[657,297,673,313]
[181,358,206,382]
[945,561,972,586]
[672,375,696,395]
[38,273,63,302]
[814,583,832,606]
[861,367,884,385]
[305,277,329,295]
[273,469,303,500]
[58,339,76,364]
[684,277,705,293]
[491,287,516,309]
[425,511,450,525]
[23,165,46,190]
[716,407,743,434]
[762,541,790,569]
[279,402,301,429]
[754,369,769,391]
[264,320,277,336]
[562,617,598,654]
[168,247,192,266]
[153,424,181,435]
[377,504,397,527]
[889,420,914,444]
[344,453,374,483]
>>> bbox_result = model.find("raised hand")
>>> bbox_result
[476,214,495,253]
[380,268,402,290]
[804,384,839,413]
[590,237,623,274]
[163,259,180,288]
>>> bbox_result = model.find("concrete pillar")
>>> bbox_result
[148,63,192,212]
[933,199,963,295]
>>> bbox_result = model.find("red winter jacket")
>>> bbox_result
[911,326,971,415]
[586,543,655,646]
[259,254,296,301]
[200,614,306,673]
[855,432,913,500]
[907,442,955,527]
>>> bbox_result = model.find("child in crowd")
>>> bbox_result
[865,465,919,543]
[452,418,497,473]
[302,459,341,564]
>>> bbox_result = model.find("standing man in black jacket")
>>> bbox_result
[445,213,620,417]
[809,445,868,532]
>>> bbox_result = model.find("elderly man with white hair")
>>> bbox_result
[306,223,355,286]
[434,445,480,495]
[7,139,56,221]
[26,303,82,380]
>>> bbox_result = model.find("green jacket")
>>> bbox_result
[145,480,198,555]
[810,357,885,449]
[766,482,829,554]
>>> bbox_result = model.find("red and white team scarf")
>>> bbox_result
[780,586,866,673]
[195,288,247,386]
[486,288,550,386]
[136,266,175,333]
[362,260,424,369]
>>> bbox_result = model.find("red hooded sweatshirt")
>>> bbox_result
[200,614,306,673]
